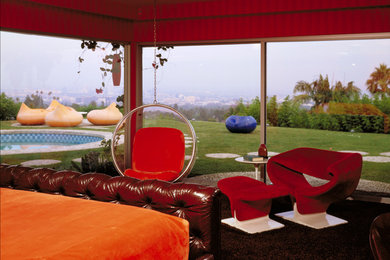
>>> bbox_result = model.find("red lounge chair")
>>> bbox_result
[267,147,362,229]
[218,176,288,234]
[124,127,185,181]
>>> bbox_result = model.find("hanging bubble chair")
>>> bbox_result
[111,0,197,182]
[111,104,197,182]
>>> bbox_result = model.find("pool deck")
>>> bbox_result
[0,129,112,155]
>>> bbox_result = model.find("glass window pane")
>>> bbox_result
[1,32,124,175]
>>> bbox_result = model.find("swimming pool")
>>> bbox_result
[1,133,103,151]
[0,130,112,155]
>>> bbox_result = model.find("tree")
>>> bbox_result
[366,63,390,95]
[267,95,278,126]
[24,91,44,108]
[293,74,332,107]
[234,98,248,116]
[225,98,248,118]
[278,96,293,127]
[332,80,361,102]
[247,96,260,123]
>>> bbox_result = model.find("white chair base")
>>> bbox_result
[275,204,348,229]
[222,215,284,234]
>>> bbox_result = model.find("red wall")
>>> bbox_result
[0,0,134,42]
[1,0,388,43]
[134,0,390,43]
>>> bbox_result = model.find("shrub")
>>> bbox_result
[71,101,102,113]
[289,103,310,128]
[308,113,384,133]
[372,94,390,115]
[0,92,20,120]
[224,97,262,124]
[78,151,118,176]
[315,102,388,133]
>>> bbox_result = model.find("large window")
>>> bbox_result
[1,32,389,183]
[0,31,124,174]
[266,39,390,183]
[139,40,390,183]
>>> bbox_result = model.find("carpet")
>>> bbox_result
[219,195,390,260]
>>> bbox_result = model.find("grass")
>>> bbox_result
[1,120,389,183]
[0,148,102,171]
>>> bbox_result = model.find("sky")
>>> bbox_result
[1,31,390,105]
[143,39,390,101]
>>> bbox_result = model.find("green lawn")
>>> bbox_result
[1,120,389,183]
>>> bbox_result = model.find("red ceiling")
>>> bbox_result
[1,0,389,43]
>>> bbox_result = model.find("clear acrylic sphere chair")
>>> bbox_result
[111,104,197,182]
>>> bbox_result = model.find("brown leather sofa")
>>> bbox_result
[0,164,221,260]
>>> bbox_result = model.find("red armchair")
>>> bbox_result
[124,127,185,181]
[267,147,362,229]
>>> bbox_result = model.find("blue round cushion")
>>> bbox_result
[225,115,257,133]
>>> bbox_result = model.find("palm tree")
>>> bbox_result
[332,81,361,102]
[345,81,361,97]
[294,74,332,107]
[366,63,390,95]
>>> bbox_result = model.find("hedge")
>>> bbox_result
[314,103,389,133]
[307,113,385,133]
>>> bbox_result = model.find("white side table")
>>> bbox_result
[235,157,268,182]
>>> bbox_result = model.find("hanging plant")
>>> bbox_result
[78,40,124,94]
[78,41,173,95]
[154,45,174,69]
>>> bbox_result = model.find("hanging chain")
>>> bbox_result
[153,0,158,104]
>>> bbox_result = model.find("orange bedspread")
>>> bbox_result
[0,188,189,260]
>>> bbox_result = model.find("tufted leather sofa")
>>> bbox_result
[0,164,221,260]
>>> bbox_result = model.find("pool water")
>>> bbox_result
[0,133,103,151]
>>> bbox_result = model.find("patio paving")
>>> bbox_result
[21,159,61,167]
[72,158,82,163]
[205,153,240,158]
[338,150,369,155]
[363,156,390,163]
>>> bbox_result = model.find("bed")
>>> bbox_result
[0,164,221,260]
[1,188,189,259]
